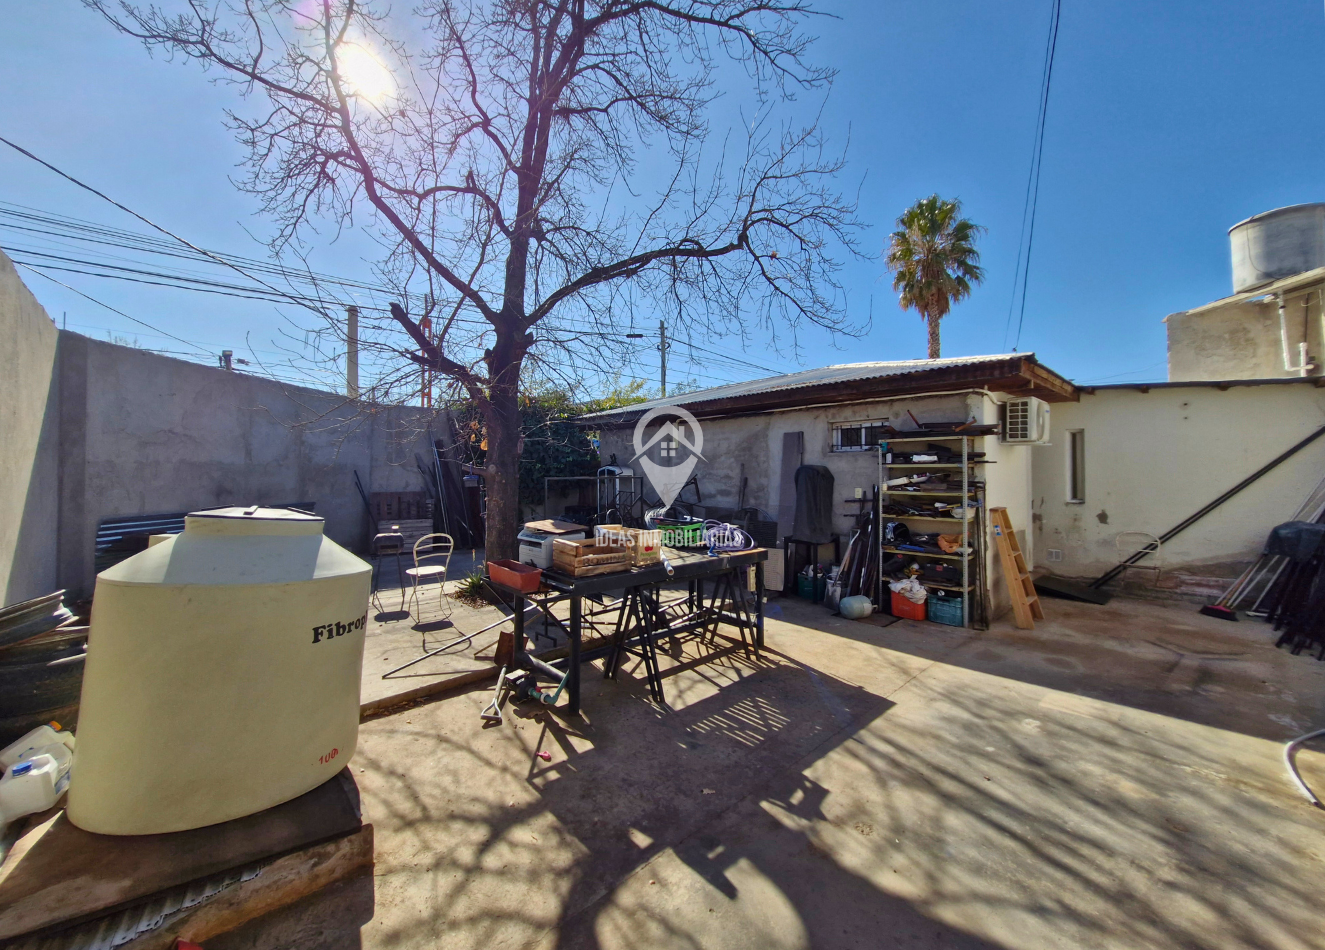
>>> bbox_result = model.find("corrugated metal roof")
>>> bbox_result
[579,352,1035,421]
[1177,266,1325,317]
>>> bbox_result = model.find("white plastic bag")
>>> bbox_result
[888,576,928,604]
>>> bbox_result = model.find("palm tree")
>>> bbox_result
[885,195,986,359]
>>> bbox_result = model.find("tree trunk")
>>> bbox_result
[482,378,522,562]
[926,312,941,360]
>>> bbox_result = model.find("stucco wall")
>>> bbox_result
[1,252,443,605]
[599,393,976,531]
[0,252,60,606]
[54,335,439,600]
[1167,282,1325,381]
[1031,381,1325,581]
[595,389,1042,621]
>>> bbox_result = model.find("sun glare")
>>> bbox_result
[335,44,395,104]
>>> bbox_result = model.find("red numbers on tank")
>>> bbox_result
[319,748,339,765]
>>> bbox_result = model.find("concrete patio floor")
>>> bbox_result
[358,550,596,712]
[303,593,1325,949]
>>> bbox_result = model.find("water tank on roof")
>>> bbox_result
[67,506,371,835]
[1229,203,1325,293]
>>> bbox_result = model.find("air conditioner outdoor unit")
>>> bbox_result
[1002,397,1051,444]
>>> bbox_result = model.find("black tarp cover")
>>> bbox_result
[792,465,835,543]
[1265,522,1325,563]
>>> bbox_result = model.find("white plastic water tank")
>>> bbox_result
[67,506,371,835]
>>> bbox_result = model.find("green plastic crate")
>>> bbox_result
[927,592,964,626]
[658,522,704,547]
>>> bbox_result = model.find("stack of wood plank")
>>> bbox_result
[552,538,631,577]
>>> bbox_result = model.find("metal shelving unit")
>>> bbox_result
[877,435,985,627]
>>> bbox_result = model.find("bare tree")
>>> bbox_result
[88,0,860,558]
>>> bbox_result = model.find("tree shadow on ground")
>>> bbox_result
[785,594,1325,744]
[353,611,1325,950]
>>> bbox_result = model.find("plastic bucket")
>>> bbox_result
[890,590,926,621]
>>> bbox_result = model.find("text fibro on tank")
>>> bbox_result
[311,614,367,644]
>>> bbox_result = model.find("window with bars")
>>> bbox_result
[1067,429,1086,502]
[832,419,889,452]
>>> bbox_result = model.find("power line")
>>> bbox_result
[0,147,791,392]
[17,264,212,352]
[0,201,431,306]
[15,265,330,387]
[0,136,343,321]
[1003,0,1062,353]
[2,195,795,384]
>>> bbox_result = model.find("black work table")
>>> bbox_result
[487,547,768,714]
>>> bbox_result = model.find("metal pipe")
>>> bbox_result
[346,305,361,397]
[1278,294,1308,377]
[962,435,969,627]
[1318,291,1325,372]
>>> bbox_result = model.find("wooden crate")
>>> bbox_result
[552,538,630,577]
[594,525,662,567]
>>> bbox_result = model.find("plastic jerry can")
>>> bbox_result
[0,754,64,827]
[0,723,75,769]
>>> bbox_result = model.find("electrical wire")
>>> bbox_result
[0,136,342,321]
[0,143,794,393]
[1003,0,1062,353]
[16,265,328,387]
[704,520,755,554]
[16,264,212,352]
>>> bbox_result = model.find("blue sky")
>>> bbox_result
[1,1,1322,390]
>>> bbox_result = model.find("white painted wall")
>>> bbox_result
[1031,381,1325,581]
[596,388,1044,621]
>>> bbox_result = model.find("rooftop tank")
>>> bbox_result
[1229,203,1325,293]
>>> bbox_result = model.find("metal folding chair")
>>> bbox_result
[406,533,454,618]
[370,530,406,613]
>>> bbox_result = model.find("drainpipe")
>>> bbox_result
[1315,292,1324,374]
[346,305,360,398]
[1277,293,1309,377]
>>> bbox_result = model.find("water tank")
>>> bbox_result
[1229,203,1325,293]
[67,507,371,835]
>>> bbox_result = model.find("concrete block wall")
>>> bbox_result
[1,250,443,605]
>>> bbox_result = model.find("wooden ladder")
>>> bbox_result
[990,507,1043,629]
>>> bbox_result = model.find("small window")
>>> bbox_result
[832,419,888,452]
[1067,430,1085,503]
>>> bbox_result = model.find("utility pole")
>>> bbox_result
[346,305,360,399]
[658,319,670,397]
